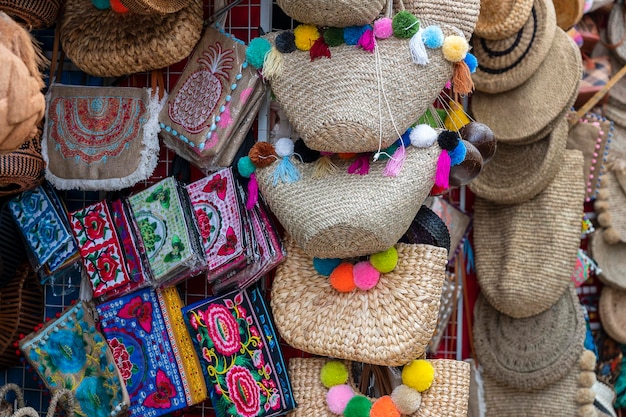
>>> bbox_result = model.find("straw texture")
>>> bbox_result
[600,286,626,344]
[287,357,470,417]
[60,0,203,78]
[468,115,569,205]
[591,229,626,290]
[0,383,24,417]
[608,2,626,64]
[595,169,626,244]
[472,150,585,318]
[471,0,557,94]
[553,0,585,30]
[483,350,596,417]
[471,28,582,145]
[255,145,440,259]
[264,33,453,153]
[394,0,481,40]
[473,0,533,40]
[473,285,586,391]
[0,0,60,29]
[276,0,386,27]
[118,0,190,14]
[0,129,44,197]
[272,238,447,366]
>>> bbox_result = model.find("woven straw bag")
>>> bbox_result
[0,0,60,29]
[10,389,74,417]
[595,167,626,244]
[271,238,447,366]
[0,129,44,197]
[599,285,626,344]
[394,0,480,40]
[276,0,387,27]
[60,0,203,78]
[0,384,24,417]
[118,0,190,15]
[287,357,470,416]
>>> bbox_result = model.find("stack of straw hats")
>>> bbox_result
[468,0,596,414]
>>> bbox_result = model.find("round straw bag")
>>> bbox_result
[272,238,447,366]
[287,357,470,416]
[118,0,190,15]
[590,229,626,290]
[11,389,74,417]
[394,0,481,40]
[0,129,44,198]
[0,0,60,29]
[0,265,44,368]
[276,0,387,27]
[599,285,626,344]
[60,0,203,78]
[0,384,24,417]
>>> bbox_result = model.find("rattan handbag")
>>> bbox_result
[0,0,60,29]
[0,384,23,417]
[9,389,74,417]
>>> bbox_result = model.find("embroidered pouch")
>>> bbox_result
[127,176,205,285]
[96,287,207,417]
[182,286,296,417]
[159,25,265,170]
[42,85,163,191]
[19,301,130,417]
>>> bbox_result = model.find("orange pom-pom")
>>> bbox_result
[329,263,356,292]
[337,153,357,159]
[371,396,400,417]
[249,142,278,168]
[110,0,130,13]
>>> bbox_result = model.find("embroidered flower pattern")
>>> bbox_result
[46,329,87,373]
[196,209,215,240]
[206,304,241,356]
[84,210,107,240]
[75,376,115,417]
[226,366,261,417]
[109,338,137,383]
[118,296,153,333]
[144,369,176,409]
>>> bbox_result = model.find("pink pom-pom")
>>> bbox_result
[358,28,376,53]
[327,385,355,414]
[246,173,259,210]
[353,261,381,290]
[373,17,393,39]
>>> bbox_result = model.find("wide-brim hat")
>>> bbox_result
[553,0,585,30]
[118,0,190,14]
[600,285,626,344]
[608,1,626,64]
[471,0,557,94]
[0,0,60,29]
[472,150,585,318]
[468,115,568,205]
[60,0,203,78]
[471,27,582,145]
[591,230,626,290]
[473,285,586,391]
[473,0,534,40]
[271,238,447,366]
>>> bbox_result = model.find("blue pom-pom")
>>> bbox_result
[448,141,467,166]
[421,26,444,49]
[92,0,110,9]
[464,52,478,73]
[246,37,272,69]
[237,156,256,178]
[344,25,370,45]
[314,258,342,276]
[396,128,412,147]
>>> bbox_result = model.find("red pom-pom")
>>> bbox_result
[110,0,130,13]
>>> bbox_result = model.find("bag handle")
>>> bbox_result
[0,384,25,411]
[45,389,74,417]
[207,0,244,28]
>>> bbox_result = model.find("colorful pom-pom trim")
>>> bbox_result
[322,360,435,416]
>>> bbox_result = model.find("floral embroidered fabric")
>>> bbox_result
[19,302,129,417]
[182,286,296,417]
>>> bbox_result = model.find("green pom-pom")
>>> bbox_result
[237,156,256,178]
[324,27,346,47]
[370,247,398,273]
[392,11,419,39]
[344,395,372,417]
[320,361,349,388]
[246,37,272,69]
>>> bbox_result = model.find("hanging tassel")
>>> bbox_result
[409,28,429,65]
[434,149,451,190]
[79,270,94,302]
[313,154,337,178]
[263,46,285,79]
[246,173,259,210]
[383,146,407,177]
[357,28,376,53]
[347,154,371,175]
[452,61,475,96]
[310,37,331,61]
[272,157,300,185]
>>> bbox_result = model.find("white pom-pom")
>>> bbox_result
[275,138,294,157]
[391,384,422,414]
[410,124,438,148]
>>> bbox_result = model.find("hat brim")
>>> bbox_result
[600,285,626,344]
[474,0,534,40]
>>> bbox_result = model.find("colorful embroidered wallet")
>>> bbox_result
[19,301,130,417]
[182,286,296,417]
[96,287,207,417]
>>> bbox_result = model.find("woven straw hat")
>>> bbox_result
[394,0,481,40]
[255,145,440,259]
[473,0,534,40]
[276,0,386,28]
[471,27,582,145]
[608,1,626,64]
[271,238,447,366]
[471,0,557,94]
[287,357,470,416]
[473,285,586,391]
[553,0,585,30]
[591,229,626,290]
[595,169,626,244]
[483,349,597,416]
[118,0,190,15]
[472,150,585,318]
[0,129,44,197]
[60,0,203,78]
[600,285,626,344]
[0,0,60,29]
[468,115,569,205]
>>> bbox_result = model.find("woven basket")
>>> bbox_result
[0,129,44,198]
[255,145,440,259]
[272,238,447,366]
[0,0,60,29]
[118,0,190,15]
[60,0,203,78]
[10,389,74,417]
[394,0,481,40]
[276,0,386,27]
[287,357,470,416]
[0,265,43,368]
[0,383,24,417]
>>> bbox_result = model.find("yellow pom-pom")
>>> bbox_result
[442,35,468,62]
[402,359,435,392]
[294,24,320,51]
[444,100,470,132]
[370,247,398,273]
[320,361,349,388]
